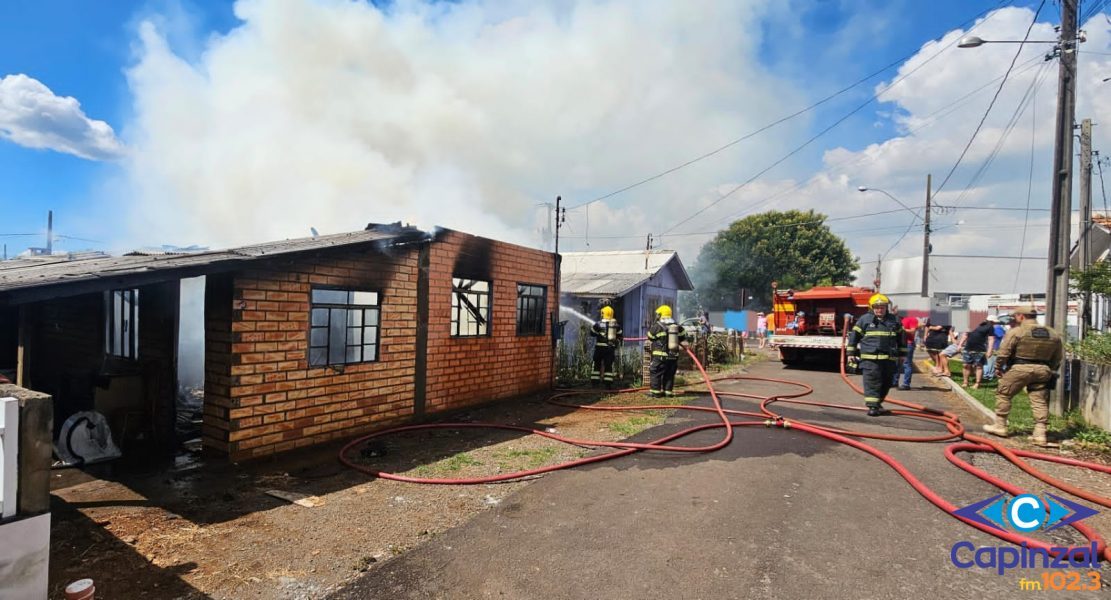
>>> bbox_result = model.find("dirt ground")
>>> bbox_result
[47,354,1111,599]
[47,368,726,600]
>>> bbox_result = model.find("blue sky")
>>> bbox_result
[0,0,1073,259]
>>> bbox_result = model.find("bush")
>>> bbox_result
[1069,331,1111,366]
[556,328,643,387]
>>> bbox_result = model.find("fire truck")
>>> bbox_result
[768,283,876,365]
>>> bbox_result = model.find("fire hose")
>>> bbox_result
[339,328,1111,563]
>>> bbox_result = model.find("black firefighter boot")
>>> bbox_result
[867,403,884,417]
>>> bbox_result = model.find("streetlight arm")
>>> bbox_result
[958,35,1060,48]
[858,187,922,221]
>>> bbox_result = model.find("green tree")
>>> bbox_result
[691,210,858,309]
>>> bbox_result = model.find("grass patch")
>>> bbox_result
[412,452,482,476]
[940,358,1111,453]
[493,447,559,470]
[608,415,663,437]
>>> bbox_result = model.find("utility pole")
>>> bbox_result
[1079,118,1093,340]
[553,196,566,255]
[922,174,932,298]
[46,210,53,255]
[874,254,882,291]
[1046,0,1079,414]
[644,233,653,270]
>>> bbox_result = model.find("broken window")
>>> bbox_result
[452,278,490,337]
[105,289,139,359]
[516,284,546,336]
[309,289,380,367]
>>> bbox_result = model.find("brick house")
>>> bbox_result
[0,225,557,461]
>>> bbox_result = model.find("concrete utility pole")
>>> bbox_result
[874,254,882,290]
[554,196,566,255]
[1079,118,1093,340]
[46,210,53,255]
[1046,0,1078,414]
[922,174,932,299]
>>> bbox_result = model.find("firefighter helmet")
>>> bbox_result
[868,293,891,307]
[655,305,673,319]
[601,306,614,319]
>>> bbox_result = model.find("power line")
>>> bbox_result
[565,0,1014,212]
[688,54,1048,234]
[933,0,1047,196]
[1015,67,1040,293]
[946,60,1054,209]
[1097,151,1110,215]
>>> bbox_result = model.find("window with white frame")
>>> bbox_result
[309,289,381,366]
[452,278,490,337]
[105,289,139,359]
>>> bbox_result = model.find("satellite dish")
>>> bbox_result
[310,227,319,238]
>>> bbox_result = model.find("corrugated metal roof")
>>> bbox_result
[0,227,424,298]
[559,249,693,295]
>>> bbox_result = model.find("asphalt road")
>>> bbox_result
[332,360,1107,599]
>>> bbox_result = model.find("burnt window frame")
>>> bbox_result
[105,288,139,360]
[451,277,491,337]
[308,287,382,367]
[515,283,547,336]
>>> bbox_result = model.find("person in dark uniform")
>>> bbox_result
[645,304,688,397]
[981,304,1063,447]
[590,305,623,389]
[846,293,906,416]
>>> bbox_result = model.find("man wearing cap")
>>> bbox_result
[982,305,1063,446]
[846,293,907,416]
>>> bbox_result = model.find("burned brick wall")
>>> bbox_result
[424,230,556,413]
[203,247,421,460]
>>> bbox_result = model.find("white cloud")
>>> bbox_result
[0,74,126,160]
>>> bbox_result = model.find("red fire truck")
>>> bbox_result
[768,283,876,365]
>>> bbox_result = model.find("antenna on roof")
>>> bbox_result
[310,227,319,239]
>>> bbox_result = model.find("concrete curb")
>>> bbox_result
[916,359,995,421]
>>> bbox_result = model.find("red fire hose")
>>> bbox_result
[339,330,1111,562]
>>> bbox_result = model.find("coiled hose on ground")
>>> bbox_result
[339,330,1111,563]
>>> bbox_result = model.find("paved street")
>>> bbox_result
[333,360,1106,599]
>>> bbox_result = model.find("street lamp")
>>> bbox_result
[858,183,933,298]
[857,186,921,220]
[958,0,1079,414]
[957,35,1060,48]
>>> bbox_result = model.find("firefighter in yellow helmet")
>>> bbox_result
[590,305,623,389]
[846,293,907,416]
[645,304,689,397]
[981,304,1063,446]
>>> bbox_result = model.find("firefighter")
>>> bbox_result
[590,305,623,389]
[646,305,689,397]
[846,293,906,416]
[981,304,1062,447]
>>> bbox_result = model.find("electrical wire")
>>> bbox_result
[1097,153,1110,215]
[933,0,1047,196]
[685,55,1047,236]
[1014,63,1041,293]
[945,60,1054,209]
[565,0,1014,211]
